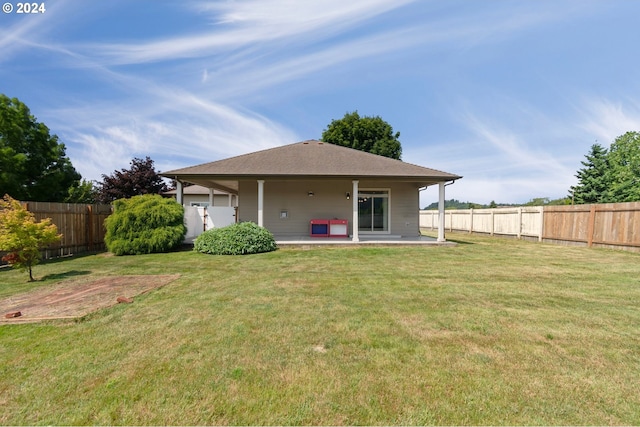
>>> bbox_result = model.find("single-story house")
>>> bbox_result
[161,140,461,242]
[163,184,237,207]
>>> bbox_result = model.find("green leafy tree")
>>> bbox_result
[569,143,610,204]
[524,197,550,206]
[0,194,62,281]
[424,199,501,209]
[607,131,640,202]
[104,194,186,255]
[570,133,640,204]
[65,179,97,204]
[96,157,168,204]
[321,111,402,159]
[0,94,81,201]
[523,197,571,206]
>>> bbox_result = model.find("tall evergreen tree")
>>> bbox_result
[570,143,610,204]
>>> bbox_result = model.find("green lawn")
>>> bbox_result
[1,234,639,425]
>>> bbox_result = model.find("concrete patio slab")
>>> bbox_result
[273,235,456,247]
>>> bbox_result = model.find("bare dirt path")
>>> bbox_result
[0,274,180,324]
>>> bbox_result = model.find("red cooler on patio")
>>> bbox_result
[309,219,329,237]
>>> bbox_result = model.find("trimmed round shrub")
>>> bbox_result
[194,222,277,255]
[104,194,187,255]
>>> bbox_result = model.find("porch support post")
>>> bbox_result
[176,180,184,206]
[228,193,233,207]
[209,189,215,207]
[438,181,446,242]
[352,180,359,242]
[257,180,265,227]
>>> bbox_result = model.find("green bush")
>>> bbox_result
[194,222,277,255]
[104,194,187,255]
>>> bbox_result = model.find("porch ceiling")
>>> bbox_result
[171,175,447,194]
[176,177,239,194]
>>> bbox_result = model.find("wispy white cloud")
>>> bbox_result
[53,88,299,181]
[80,0,417,65]
[577,97,640,146]
[469,118,565,174]
[174,4,594,102]
[51,0,596,187]
[411,97,581,205]
[193,0,411,26]
[0,0,82,63]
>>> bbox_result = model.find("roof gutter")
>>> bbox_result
[419,179,458,192]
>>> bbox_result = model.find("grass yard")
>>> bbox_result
[1,234,639,425]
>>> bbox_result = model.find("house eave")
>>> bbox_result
[162,173,461,183]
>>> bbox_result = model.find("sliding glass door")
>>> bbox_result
[358,190,389,233]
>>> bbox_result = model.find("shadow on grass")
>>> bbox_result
[40,251,106,265]
[442,236,475,245]
[40,270,92,282]
[420,231,475,245]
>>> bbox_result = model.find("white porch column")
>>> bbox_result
[228,193,233,207]
[352,180,359,242]
[257,180,264,227]
[209,188,215,207]
[438,181,446,242]
[176,180,184,206]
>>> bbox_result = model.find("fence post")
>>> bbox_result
[517,207,523,239]
[538,206,544,242]
[490,209,495,236]
[587,204,597,247]
[469,208,474,234]
[87,205,94,251]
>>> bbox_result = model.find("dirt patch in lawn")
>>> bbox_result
[0,274,180,324]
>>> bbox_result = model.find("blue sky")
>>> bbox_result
[2,0,640,206]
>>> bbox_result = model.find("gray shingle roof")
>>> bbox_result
[163,140,461,181]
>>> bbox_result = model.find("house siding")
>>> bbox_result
[383,182,420,236]
[238,179,420,237]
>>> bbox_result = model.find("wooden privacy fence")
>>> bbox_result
[1,202,113,263]
[420,207,544,240]
[543,202,640,250]
[420,202,640,252]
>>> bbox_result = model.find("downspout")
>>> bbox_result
[438,180,456,242]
